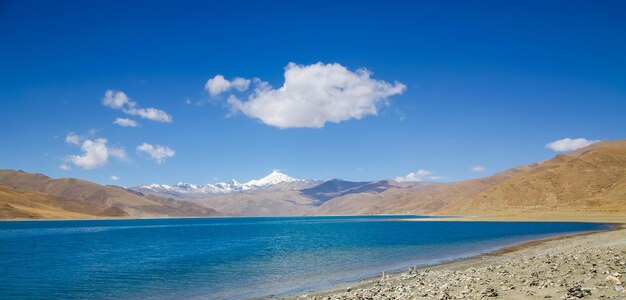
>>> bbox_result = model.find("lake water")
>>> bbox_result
[0,216,610,299]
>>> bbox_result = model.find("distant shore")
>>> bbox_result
[3,211,626,223]
[285,223,626,299]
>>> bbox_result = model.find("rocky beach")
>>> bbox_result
[287,225,626,300]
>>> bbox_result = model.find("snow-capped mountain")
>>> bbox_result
[130,171,307,198]
[245,170,298,187]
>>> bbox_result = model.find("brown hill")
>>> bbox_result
[197,190,317,216]
[0,170,222,219]
[0,185,127,219]
[314,166,530,215]
[450,140,626,214]
[314,140,626,217]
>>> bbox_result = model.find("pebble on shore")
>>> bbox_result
[287,228,626,300]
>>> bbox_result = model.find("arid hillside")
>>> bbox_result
[0,185,127,219]
[450,140,626,214]
[315,140,626,216]
[314,166,531,215]
[197,189,317,216]
[0,170,221,219]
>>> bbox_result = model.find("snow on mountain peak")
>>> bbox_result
[175,182,198,190]
[244,170,298,187]
[133,171,302,195]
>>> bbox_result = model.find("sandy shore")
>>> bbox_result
[285,224,626,299]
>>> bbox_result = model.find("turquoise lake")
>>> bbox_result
[0,216,610,299]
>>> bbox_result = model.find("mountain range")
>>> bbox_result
[131,170,319,199]
[0,170,221,219]
[1,139,625,220]
[130,172,400,216]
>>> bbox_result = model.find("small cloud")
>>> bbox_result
[472,165,486,172]
[102,90,172,123]
[108,147,128,161]
[395,169,444,182]
[545,138,600,152]
[65,132,81,145]
[205,75,251,97]
[102,90,131,109]
[113,118,139,127]
[59,164,71,171]
[123,107,172,123]
[218,62,406,128]
[66,138,127,170]
[110,175,120,181]
[136,142,175,164]
[67,138,109,169]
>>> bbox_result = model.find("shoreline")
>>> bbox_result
[0,214,427,222]
[3,211,626,222]
[0,214,436,222]
[285,223,626,299]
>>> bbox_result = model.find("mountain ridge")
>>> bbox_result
[131,170,318,198]
[0,170,222,219]
[1,139,624,220]
[313,140,626,217]
[0,184,128,219]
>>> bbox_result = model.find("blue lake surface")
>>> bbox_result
[0,216,610,299]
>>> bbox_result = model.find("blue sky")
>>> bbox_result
[1,0,625,186]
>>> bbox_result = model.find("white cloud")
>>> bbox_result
[59,164,71,171]
[545,138,600,152]
[472,165,486,172]
[225,62,406,128]
[66,138,127,170]
[395,169,444,182]
[102,90,131,109]
[205,75,230,96]
[122,107,172,123]
[113,118,139,127]
[65,132,81,145]
[205,75,251,96]
[231,77,251,91]
[136,143,175,164]
[102,90,172,123]
[108,147,128,161]
[110,175,120,181]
